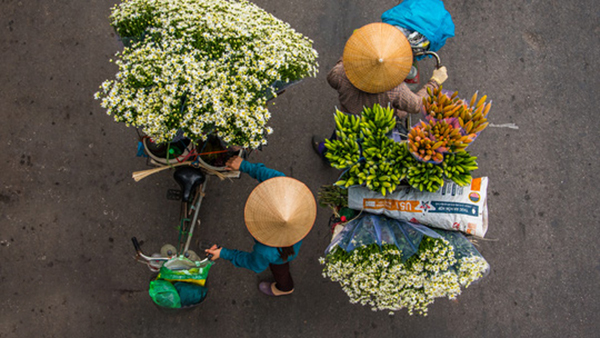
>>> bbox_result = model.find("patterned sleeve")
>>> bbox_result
[327,58,345,90]
[391,80,440,115]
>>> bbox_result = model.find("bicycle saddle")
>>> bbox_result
[173,166,206,202]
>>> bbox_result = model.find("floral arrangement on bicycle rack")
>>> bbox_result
[95,0,319,149]
[325,87,490,194]
[319,214,490,315]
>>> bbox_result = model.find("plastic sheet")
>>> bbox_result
[326,213,442,261]
[326,213,489,270]
[381,0,455,53]
[158,258,213,287]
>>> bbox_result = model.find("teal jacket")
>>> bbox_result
[219,160,303,273]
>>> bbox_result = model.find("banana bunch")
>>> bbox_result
[404,154,445,192]
[338,137,403,196]
[330,105,406,195]
[423,86,461,120]
[408,121,444,163]
[396,142,413,170]
[422,86,491,135]
[358,128,409,195]
[462,91,491,134]
[426,118,473,153]
[359,104,396,137]
[334,109,361,140]
[324,137,360,169]
[362,133,393,161]
[353,159,401,196]
[442,151,478,186]
[334,161,363,188]
[317,185,349,209]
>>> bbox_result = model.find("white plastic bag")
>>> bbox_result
[348,177,488,237]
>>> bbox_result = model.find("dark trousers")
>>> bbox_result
[269,262,294,291]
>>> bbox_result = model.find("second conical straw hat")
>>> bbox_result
[244,177,317,247]
[343,22,413,94]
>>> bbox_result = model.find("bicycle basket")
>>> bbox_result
[149,256,213,309]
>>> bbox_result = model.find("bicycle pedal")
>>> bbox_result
[166,189,182,201]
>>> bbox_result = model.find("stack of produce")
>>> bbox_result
[325,95,488,193]
[441,151,479,188]
[422,87,491,135]
[325,105,406,195]
[408,86,491,164]
[95,0,319,148]
[319,90,493,315]
[320,214,490,315]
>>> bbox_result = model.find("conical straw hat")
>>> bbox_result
[343,22,413,94]
[244,177,317,247]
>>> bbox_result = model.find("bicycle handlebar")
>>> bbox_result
[413,50,442,69]
[132,237,142,253]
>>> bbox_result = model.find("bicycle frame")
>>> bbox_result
[178,175,208,255]
[132,172,210,271]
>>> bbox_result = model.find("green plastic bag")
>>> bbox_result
[158,259,213,287]
[149,280,181,309]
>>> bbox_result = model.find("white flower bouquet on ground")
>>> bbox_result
[320,214,489,315]
[95,0,319,148]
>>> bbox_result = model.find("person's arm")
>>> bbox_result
[226,156,285,183]
[389,83,429,116]
[219,245,271,274]
[391,67,447,116]
[327,57,344,90]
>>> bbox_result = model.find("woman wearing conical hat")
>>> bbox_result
[205,156,317,296]
[312,23,448,156]
[331,22,447,117]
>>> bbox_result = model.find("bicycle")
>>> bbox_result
[129,87,288,309]
[130,131,253,309]
[131,161,216,310]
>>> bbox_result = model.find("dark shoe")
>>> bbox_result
[259,282,294,296]
[311,135,328,162]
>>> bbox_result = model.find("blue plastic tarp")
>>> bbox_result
[381,0,455,53]
[326,214,444,261]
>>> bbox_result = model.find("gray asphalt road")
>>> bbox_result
[1,0,599,337]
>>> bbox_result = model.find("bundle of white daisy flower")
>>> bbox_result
[95,0,319,148]
[320,224,489,316]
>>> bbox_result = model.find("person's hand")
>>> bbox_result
[205,244,221,261]
[225,156,243,171]
[430,66,448,85]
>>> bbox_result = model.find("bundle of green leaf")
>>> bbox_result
[317,185,348,210]
[320,226,489,316]
[95,0,319,148]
